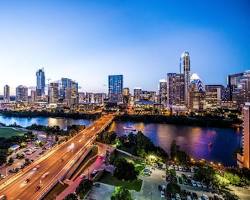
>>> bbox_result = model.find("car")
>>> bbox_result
[191,180,197,187]
[187,195,192,200]
[176,193,181,200]
[25,178,30,183]
[161,193,165,198]
[201,194,209,200]
[197,182,202,188]
[0,174,6,179]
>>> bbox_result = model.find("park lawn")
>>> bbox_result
[99,171,143,192]
[115,152,146,174]
[0,127,26,138]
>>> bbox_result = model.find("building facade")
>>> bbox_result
[205,85,224,109]
[16,85,28,102]
[48,82,59,104]
[167,73,185,107]
[108,75,123,103]
[3,85,10,103]
[159,79,168,107]
[238,102,250,168]
[180,51,191,107]
[36,68,45,97]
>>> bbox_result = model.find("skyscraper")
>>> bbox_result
[3,85,10,103]
[16,85,28,102]
[60,78,79,107]
[180,51,191,107]
[134,88,142,102]
[167,73,185,107]
[108,75,123,103]
[205,85,224,109]
[48,82,59,104]
[238,102,250,168]
[227,72,244,101]
[36,68,45,96]
[159,79,168,107]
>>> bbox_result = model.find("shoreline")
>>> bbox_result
[0,111,242,129]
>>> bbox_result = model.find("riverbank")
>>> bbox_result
[115,114,242,129]
[0,110,101,120]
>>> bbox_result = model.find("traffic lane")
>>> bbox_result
[0,115,114,199]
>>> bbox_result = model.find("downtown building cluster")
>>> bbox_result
[0,52,249,114]
[108,52,250,114]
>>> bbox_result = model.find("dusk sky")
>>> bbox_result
[0,0,249,94]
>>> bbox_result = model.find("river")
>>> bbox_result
[0,115,242,166]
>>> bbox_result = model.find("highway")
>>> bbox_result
[0,114,114,200]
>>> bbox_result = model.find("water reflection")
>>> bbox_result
[0,115,92,130]
[109,122,242,166]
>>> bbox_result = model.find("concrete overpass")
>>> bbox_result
[0,114,114,200]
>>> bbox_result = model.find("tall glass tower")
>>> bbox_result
[180,51,191,107]
[108,75,123,103]
[36,68,45,96]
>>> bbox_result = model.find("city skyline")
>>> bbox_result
[0,0,249,94]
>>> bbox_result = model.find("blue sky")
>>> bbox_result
[0,0,249,94]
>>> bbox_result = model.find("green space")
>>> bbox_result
[0,127,26,138]
[99,171,142,192]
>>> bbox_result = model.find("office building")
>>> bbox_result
[232,71,250,107]
[167,73,185,107]
[122,88,130,105]
[36,68,45,96]
[30,90,37,103]
[205,85,224,109]
[228,72,244,101]
[60,78,79,107]
[159,79,168,107]
[189,74,205,111]
[180,51,191,106]
[3,85,10,103]
[141,90,157,102]
[48,82,59,104]
[16,85,28,102]
[134,88,142,102]
[94,93,106,105]
[237,102,250,168]
[108,75,123,103]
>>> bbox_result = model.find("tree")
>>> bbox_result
[111,186,132,200]
[114,158,138,181]
[194,166,215,185]
[166,182,181,194]
[8,157,14,165]
[64,193,78,200]
[76,179,93,199]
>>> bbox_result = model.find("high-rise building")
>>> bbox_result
[167,73,185,107]
[122,88,130,105]
[108,75,123,103]
[16,85,28,102]
[159,79,168,107]
[48,82,59,104]
[36,68,45,96]
[228,72,244,101]
[141,90,157,102]
[60,78,79,107]
[237,102,250,168]
[189,74,205,111]
[205,85,224,109]
[233,71,250,107]
[180,51,191,107]
[134,88,142,102]
[94,93,106,105]
[30,90,37,103]
[3,85,10,103]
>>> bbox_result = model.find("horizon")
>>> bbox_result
[0,0,249,95]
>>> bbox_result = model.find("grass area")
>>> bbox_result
[99,171,143,192]
[0,127,26,138]
[115,151,146,174]
[43,182,68,200]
